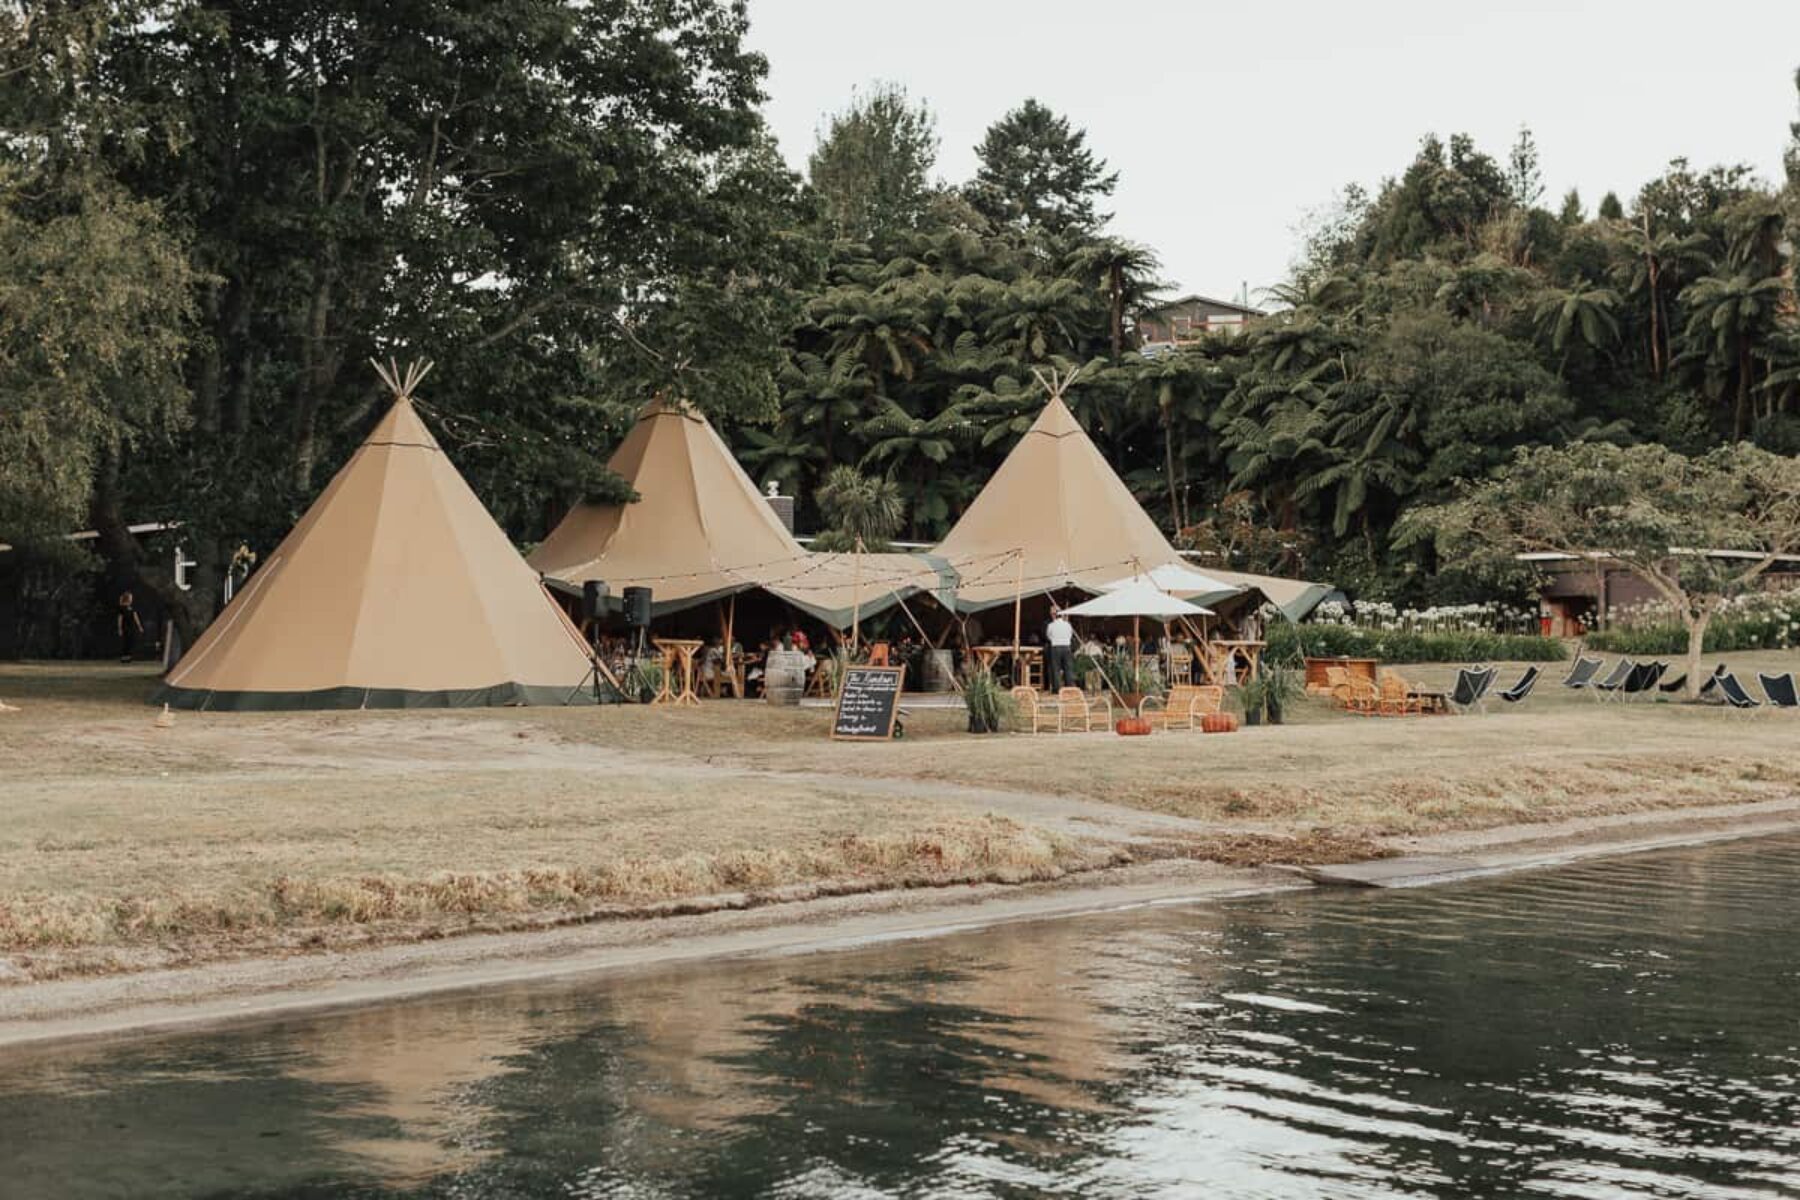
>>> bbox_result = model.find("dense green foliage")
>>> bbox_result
[3,0,807,639]
[3,4,1799,647]
[745,100,1800,603]
[1400,440,1800,690]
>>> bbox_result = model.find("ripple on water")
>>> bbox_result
[2,835,1798,1199]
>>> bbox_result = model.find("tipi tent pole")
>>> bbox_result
[895,594,962,694]
[1010,551,1023,672]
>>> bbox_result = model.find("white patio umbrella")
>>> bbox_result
[1064,581,1212,619]
[1098,563,1240,598]
[1063,582,1213,682]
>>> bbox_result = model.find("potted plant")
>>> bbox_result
[961,663,1015,734]
[1239,663,1302,726]
[1100,650,1162,714]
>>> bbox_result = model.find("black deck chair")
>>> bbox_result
[1591,659,1637,701]
[1624,662,1667,699]
[1450,665,1498,714]
[1498,665,1540,704]
[1657,672,1688,694]
[1696,663,1729,699]
[1561,656,1603,690]
[1716,672,1761,710]
[1759,672,1799,709]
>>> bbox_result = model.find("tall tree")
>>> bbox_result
[0,173,195,539]
[967,99,1117,236]
[806,83,938,250]
[11,0,801,641]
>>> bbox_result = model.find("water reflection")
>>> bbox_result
[3,836,1798,1198]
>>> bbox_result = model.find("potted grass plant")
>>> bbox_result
[1100,650,1161,713]
[961,663,1015,734]
[1239,663,1302,726]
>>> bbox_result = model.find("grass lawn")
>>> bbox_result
[2,651,1796,979]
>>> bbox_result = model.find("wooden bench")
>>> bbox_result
[1142,684,1224,731]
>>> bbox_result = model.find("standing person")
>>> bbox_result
[1045,607,1075,692]
[116,590,143,663]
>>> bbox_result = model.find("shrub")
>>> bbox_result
[1267,622,1566,664]
[1583,589,1800,657]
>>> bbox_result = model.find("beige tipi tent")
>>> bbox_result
[156,362,595,710]
[530,398,952,628]
[933,374,1214,611]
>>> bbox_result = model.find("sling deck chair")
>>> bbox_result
[1588,658,1637,701]
[1758,672,1799,710]
[1498,665,1541,704]
[1057,687,1115,733]
[1715,672,1762,710]
[1448,666,1498,714]
[1142,684,1223,731]
[1561,656,1604,691]
[1617,661,1668,701]
[1696,663,1729,699]
[1011,686,1061,734]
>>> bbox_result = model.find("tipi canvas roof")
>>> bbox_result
[932,396,1196,611]
[156,372,595,710]
[530,399,952,628]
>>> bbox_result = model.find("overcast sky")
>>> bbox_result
[745,1,1800,305]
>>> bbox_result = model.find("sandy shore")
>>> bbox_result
[4,797,1796,1052]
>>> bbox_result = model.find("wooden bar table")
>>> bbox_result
[652,638,704,707]
[971,645,1042,687]
[1203,639,1267,684]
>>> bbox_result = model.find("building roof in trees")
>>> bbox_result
[1143,294,1265,319]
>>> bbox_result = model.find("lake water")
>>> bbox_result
[3,835,1798,1199]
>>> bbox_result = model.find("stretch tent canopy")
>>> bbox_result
[934,394,1242,611]
[1191,567,1333,621]
[530,398,953,627]
[156,367,595,711]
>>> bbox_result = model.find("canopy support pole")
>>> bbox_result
[895,593,963,694]
[851,537,863,653]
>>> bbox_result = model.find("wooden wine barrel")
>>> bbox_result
[764,649,809,706]
[922,649,955,693]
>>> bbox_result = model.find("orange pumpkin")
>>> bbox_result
[1201,712,1239,734]
[1115,717,1152,736]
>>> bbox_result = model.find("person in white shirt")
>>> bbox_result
[1045,609,1076,691]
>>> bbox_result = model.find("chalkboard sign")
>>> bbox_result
[831,665,906,741]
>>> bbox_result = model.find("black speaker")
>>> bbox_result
[622,585,653,628]
[582,580,610,621]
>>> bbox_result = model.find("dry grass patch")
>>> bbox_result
[0,814,1113,980]
[4,655,1797,981]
